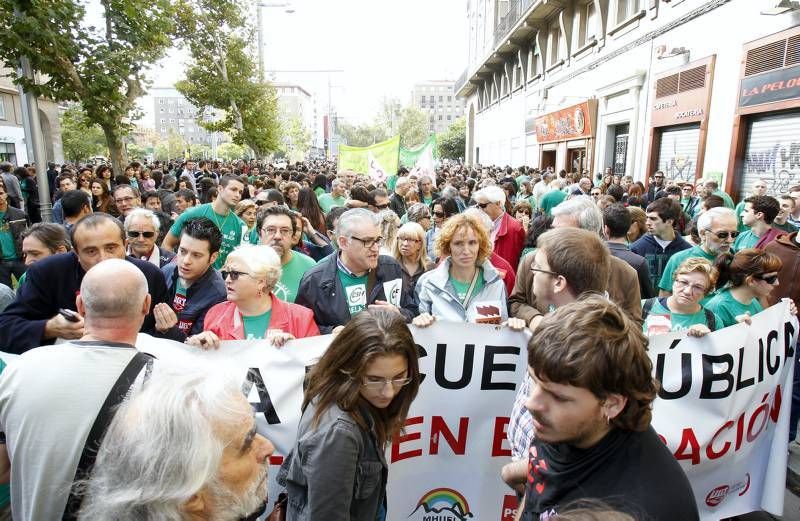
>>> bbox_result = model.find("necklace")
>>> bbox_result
[208,205,231,231]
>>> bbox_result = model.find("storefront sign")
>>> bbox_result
[739,63,800,108]
[534,100,597,144]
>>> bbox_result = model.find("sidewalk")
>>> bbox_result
[789,443,800,497]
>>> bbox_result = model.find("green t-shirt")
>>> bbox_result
[774,220,798,233]
[642,298,721,334]
[539,190,567,215]
[0,212,17,261]
[274,251,316,303]
[658,245,717,293]
[314,186,325,197]
[449,269,485,306]
[338,269,369,316]
[714,189,735,209]
[735,200,747,232]
[733,229,760,251]
[169,203,247,270]
[386,175,398,193]
[706,288,763,328]
[242,309,272,340]
[422,194,434,206]
[318,193,346,213]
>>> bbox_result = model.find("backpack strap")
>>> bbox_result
[704,308,717,331]
[641,297,658,322]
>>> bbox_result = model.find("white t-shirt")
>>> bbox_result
[0,342,150,521]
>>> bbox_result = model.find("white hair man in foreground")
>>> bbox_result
[78,368,275,520]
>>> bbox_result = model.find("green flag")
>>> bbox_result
[399,135,437,168]
[338,136,400,180]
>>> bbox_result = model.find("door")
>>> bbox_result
[568,148,586,174]
[740,111,800,197]
[541,150,556,170]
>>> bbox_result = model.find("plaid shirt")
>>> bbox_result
[508,373,534,461]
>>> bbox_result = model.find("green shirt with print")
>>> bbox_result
[169,203,249,270]
[642,298,721,333]
[0,212,17,261]
[705,288,764,328]
[733,229,760,251]
[318,193,347,213]
[243,309,272,340]
[338,269,369,316]
[658,245,720,305]
[449,269,485,306]
[274,251,316,303]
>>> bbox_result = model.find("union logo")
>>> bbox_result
[408,487,474,520]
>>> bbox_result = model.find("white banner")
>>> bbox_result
[649,300,798,519]
[2,302,791,521]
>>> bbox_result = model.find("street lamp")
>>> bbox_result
[257,2,295,82]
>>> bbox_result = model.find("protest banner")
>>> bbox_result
[400,135,438,168]
[338,135,400,179]
[649,300,797,519]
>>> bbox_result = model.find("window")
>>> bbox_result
[0,142,17,165]
[439,95,443,102]
[169,118,175,124]
[159,108,165,114]
[421,95,426,103]
[577,2,597,48]
[438,115,443,120]
[548,22,561,66]
[447,115,452,121]
[159,99,165,105]
[168,99,175,104]
[616,0,640,24]
[179,128,185,135]
[168,108,174,113]
[0,98,5,120]
[160,126,166,133]
[447,95,452,101]
[159,118,166,124]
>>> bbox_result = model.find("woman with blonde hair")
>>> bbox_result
[186,244,319,348]
[392,222,431,295]
[378,209,401,256]
[626,206,647,244]
[642,257,721,337]
[413,213,523,327]
[234,199,258,242]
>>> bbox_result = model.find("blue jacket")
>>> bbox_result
[630,233,692,291]
[0,253,169,354]
[160,263,226,341]
[295,253,418,334]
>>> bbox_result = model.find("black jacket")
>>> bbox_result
[0,205,28,260]
[295,253,418,334]
[607,242,655,299]
[160,262,226,341]
[389,193,407,218]
[0,253,169,354]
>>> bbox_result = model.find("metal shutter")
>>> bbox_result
[657,124,701,183]
[741,111,800,197]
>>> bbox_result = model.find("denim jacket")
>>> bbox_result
[277,401,387,521]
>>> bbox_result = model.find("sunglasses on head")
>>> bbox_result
[707,229,739,240]
[755,273,779,284]
[127,231,155,238]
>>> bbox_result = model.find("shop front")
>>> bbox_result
[727,27,800,200]
[646,55,715,185]
[534,100,598,174]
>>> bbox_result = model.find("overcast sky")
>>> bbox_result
[137,0,468,128]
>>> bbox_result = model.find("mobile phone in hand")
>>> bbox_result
[58,308,81,323]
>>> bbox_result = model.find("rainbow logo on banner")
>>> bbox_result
[408,488,474,520]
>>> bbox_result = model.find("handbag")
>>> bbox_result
[266,492,288,521]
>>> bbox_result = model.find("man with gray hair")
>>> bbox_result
[295,208,417,333]
[124,208,175,268]
[78,367,275,520]
[389,176,410,218]
[0,259,153,520]
[473,185,525,271]
[510,196,642,330]
[0,162,23,210]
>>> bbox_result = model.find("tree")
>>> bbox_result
[397,107,429,149]
[0,0,177,175]
[338,120,388,147]
[153,130,189,161]
[438,117,466,161]
[217,142,246,161]
[175,0,281,158]
[59,104,107,163]
[126,143,148,161]
[279,117,312,162]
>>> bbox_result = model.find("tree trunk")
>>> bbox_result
[102,125,128,178]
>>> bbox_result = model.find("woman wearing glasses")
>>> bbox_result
[186,244,319,348]
[392,222,431,295]
[707,248,796,328]
[642,258,722,337]
[278,308,420,521]
[425,197,459,263]
[413,213,524,327]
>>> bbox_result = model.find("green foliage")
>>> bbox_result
[153,130,188,161]
[0,0,177,174]
[175,0,281,158]
[126,143,148,161]
[217,142,246,161]
[338,120,388,147]
[398,107,429,149]
[59,104,107,163]
[438,117,466,161]
[279,117,312,162]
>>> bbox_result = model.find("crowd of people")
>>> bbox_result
[0,157,798,520]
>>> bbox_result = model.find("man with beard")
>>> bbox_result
[77,367,276,520]
[258,205,315,303]
[514,295,698,520]
[295,208,417,333]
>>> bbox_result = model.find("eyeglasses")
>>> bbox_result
[673,278,707,294]
[220,269,255,281]
[654,175,664,179]
[262,227,293,237]
[115,196,136,204]
[705,229,740,240]
[127,231,155,239]
[531,267,560,277]
[350,236,384,249]
[476,202,491,209]
[432,211,446,218]
[755,273,779,285]
[374,203,390,210]
[361,376,413,390]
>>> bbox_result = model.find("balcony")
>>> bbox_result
[494,0,537,48]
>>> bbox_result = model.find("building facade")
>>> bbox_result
[0,68,63,166]
[152,88,229,147]
[412,80,467,134]
[457,0,800,199]
[274,83,323,151]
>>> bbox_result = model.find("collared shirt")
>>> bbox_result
[336,253,366,278]
[491,213,503,242]
[508,374,533,461]
[127,245,159,268]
